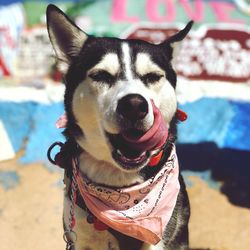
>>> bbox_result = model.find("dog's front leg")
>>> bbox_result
[63,195,119,250]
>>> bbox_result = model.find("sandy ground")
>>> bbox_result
[0,160,250,250]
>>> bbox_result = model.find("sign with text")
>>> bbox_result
[123,24,250,83]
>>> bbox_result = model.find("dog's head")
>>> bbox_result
[47,5,192,172]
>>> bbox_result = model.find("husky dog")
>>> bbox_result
[47,4,193,250]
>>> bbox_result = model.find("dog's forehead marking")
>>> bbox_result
[121,43,165,80]
[121,43,133,81]
[135,53,165,76]
[88,53,120,75]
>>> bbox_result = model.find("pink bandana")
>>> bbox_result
[75,146,180,245]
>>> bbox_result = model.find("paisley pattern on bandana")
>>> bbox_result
[75,146,180,245]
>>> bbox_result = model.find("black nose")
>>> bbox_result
[116,94,148,121]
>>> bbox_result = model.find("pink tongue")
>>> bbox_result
[121,101,168,152]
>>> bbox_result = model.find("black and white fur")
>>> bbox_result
[47,4,193,250]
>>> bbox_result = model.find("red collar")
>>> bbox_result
[148,149,164,167]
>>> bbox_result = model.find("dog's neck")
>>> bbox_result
[78,151,144,187]
[76,141,174,188]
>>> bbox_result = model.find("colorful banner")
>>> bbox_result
[123,23,250,83]
[1,0,249,80]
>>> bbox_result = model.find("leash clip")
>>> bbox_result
[47,141,64,165]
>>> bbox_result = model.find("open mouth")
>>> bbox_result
[107,102,169,170]
[108,132,150,170]
[112,147,149,170]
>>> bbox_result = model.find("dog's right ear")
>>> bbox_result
[46,4,88,71]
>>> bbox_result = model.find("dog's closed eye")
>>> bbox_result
[140,72,163,85]
[89,70,116,85]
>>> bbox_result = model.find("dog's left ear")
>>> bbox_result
[161,21,193,59]
[46,4,88,71]
[166,21,193,44]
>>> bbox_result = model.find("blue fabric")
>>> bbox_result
[178,98,234,147]
[178,98,250,151]
[0,101,36,151]
[223,101,250,150]
[20,102,65,164]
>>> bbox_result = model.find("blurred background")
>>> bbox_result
[0,0,249,249]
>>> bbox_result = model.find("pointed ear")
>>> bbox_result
[166,21,193,44]
[46,4,88,71]
[161,21,193,62]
